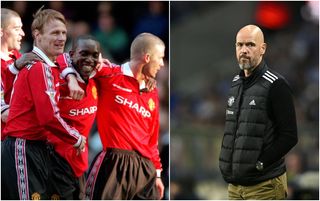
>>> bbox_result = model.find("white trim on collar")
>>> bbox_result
[121,62,134,77]
[121,62,146,89]
[0,51,11,61]
[32,46,57,67]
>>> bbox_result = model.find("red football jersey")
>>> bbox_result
[1,50,21,139]
[95,62,162,170]
[46,53,98,177]
[1,49,21,101]
[3,47,81,145]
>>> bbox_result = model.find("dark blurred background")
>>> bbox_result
[170,1,319,200]
[1,1,169,199]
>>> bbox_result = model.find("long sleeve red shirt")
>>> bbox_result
[3,47,81,145]
[95,62,162,170]
[1,50,21,139]
[46,53,98,177]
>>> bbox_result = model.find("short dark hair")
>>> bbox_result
[72,35,101,51]
[1,8,20,29]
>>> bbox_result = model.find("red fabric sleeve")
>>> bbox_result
[56,53,76,78]
[28,62,81,145]
[3,51,23,104]
[149,91,162,170]
[3,65,17,104]
[95,63,121,78]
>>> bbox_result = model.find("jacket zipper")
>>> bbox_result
[230,84,244,176]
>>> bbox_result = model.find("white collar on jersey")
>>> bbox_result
[122,62,146,90]
[0,51,12,61]
[32,46,57,67]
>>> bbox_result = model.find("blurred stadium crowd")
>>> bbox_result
[1,1,169,199]
[170,1,318,200]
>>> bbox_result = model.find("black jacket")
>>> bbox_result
[219,61,298,185]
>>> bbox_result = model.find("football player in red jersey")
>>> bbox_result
[85,33,165,200]
[1,8,86,200]
[0,8,41,138]
[48,35,101,199]
[1,8,83,140]
[1,9,23,115]
[5,33,105,199]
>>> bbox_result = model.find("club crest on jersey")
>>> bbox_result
[148,98,155,111]
[228,96,235,107]
[31,192,41,200]
[115,95,151,118]
[51,194,60,200]
[92,86,97,100]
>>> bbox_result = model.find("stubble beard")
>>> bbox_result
[239,62,252,70]
[238,58,255,71]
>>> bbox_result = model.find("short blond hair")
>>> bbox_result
[1,8,20,29]
[31,8,66,38]
[130,33,165,58]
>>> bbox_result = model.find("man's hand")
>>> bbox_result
[75,135,86,155]
[156,177,164,199]
[66,74,84,100]
[146,77,157,92]
[15,52,42,70]
[96,53,112,71]
[1,109,9,123]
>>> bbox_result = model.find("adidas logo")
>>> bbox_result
[249,100,256,106]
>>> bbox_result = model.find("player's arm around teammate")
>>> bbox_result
[1,8,86,200]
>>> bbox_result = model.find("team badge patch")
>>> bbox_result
[228,96,235,107]
[31,192,41,200]
[92,86,97,100]
[51,194,60,200]
[148,98,155,111]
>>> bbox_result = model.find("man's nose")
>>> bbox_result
[20,29,25,37]
[86,55,96,63]
[160,59,164,67]
[240,46,249,54]
[57,32,66,41]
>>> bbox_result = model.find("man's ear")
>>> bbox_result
[260,43,267,55]
[1,28,3,38]
[69,50,74,57]
[33,29,40,40]
[144,53,151,63]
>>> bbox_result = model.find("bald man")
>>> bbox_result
[219,25,298,200]
[84,33,165,200]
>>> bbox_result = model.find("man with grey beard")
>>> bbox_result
[219,24,298,200]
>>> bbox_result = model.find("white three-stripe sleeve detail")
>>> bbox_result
[262,75,274,83]
[266,70,278,80]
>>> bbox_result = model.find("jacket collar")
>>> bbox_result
[32,46,57,67]
[240,60,267,88]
